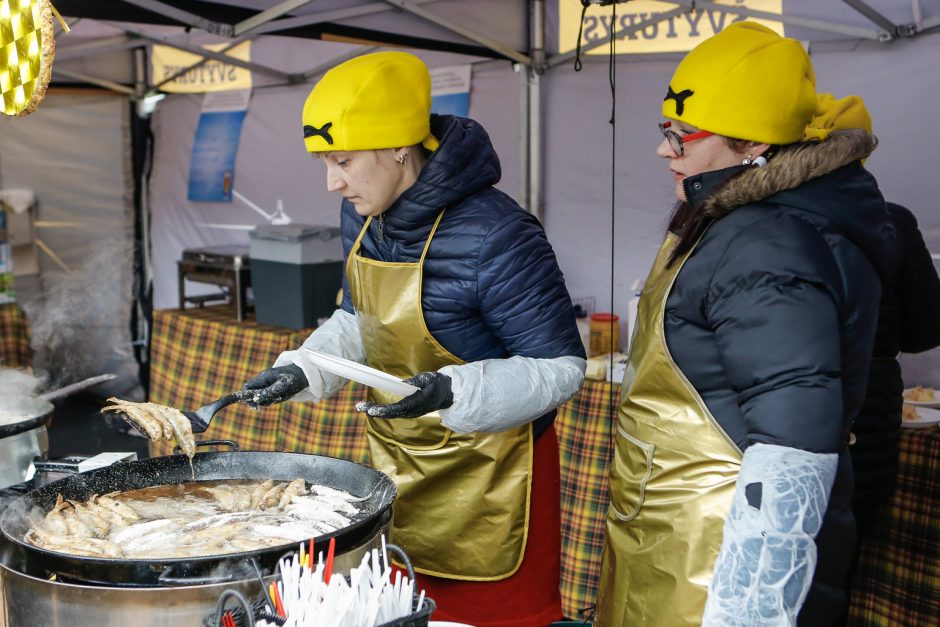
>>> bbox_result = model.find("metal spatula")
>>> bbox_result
[185,390,251,433]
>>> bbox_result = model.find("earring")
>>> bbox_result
[396,153,407,165]
[742,154,753,166]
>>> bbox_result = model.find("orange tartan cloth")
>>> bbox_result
[148,306,619,618]
[0,303,31,369]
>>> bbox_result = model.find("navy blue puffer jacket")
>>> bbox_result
[338,114,585,411]
[665,130,896,626]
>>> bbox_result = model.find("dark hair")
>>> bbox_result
[665,136,773,266]
[666,200,712,267]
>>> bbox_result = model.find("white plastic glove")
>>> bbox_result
[702,442,838,626]
[273,309,365,403]
[438,355,586,432]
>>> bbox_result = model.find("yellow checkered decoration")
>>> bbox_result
[0,0,54,116]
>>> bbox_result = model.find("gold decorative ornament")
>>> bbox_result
[0,0,56,116]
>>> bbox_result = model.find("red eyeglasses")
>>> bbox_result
[659,121,713,156]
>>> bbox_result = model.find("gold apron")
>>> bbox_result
[595,234,743,626]
[346,211,533,581]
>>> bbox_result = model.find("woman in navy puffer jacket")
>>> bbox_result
[241,52,585,626]
[335,111,586,437]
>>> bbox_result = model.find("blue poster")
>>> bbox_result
[188,90,251,202]
[430,65,471,119]
[431,92,469,117]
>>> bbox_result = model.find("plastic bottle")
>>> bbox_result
[590,312,620,357]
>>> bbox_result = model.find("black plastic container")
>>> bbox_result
[249,225,344,329]
[250,258,343,329]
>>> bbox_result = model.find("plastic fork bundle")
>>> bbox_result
[255,535,432,627]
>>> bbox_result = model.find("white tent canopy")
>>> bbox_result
[3,0,940,391]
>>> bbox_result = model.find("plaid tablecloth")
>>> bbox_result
[556,379,618,619]
[150,312,939,624]
[148,306,370,460]
[0,303,31,369]
[848,427,940,626]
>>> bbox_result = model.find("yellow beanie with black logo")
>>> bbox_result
[302,51,439,153]
[662,22,816,145]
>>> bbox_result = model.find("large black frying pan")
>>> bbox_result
[0,444,396,587]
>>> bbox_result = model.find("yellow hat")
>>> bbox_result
[803,93,872,141]
[662,22,816,145]
[302,51,439,153]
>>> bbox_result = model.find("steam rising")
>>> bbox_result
[0,368,53,424]
[19,237,138,396]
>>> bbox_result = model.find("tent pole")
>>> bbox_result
[912,0,924,31]
[52,68,135,95]
[239,0,440,37]
[518,62,529,212]
[382,0,533,65]
[233,0,318,36]
[110,23,295,82]
[130,47,154,395]
[527,0,545,220]
[119,0,233,37]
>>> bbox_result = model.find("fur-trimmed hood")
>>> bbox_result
[683,129,896,282]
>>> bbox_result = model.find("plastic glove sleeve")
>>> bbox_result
[273,309,365,403]
[702,442,838,626]
[438,355,586,433]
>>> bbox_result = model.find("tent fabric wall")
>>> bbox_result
[0,92,138,397]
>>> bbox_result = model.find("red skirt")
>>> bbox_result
[412,425,563,626]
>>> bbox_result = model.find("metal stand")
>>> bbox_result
[177,246,251,321]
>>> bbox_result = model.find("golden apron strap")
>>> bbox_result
[348,210,446,263]
[346,215,372,272]
[419,210,446,263]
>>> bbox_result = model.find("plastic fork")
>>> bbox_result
[184,390,251,433]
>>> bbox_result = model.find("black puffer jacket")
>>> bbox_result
[338,114,585,432]
[664,131,896,626]
[850,203,940,519]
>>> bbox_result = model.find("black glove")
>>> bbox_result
[242,364,309,409]
[357,371,454,419]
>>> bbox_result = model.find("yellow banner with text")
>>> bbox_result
[558,0,784,55]
[151,42,253,93]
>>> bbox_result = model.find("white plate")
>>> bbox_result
[902,406,940,429]
[302,349,419,398]
[902,387,940,408]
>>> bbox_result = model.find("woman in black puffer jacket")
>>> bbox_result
[595,23,897,627]
[851,202,940,529]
